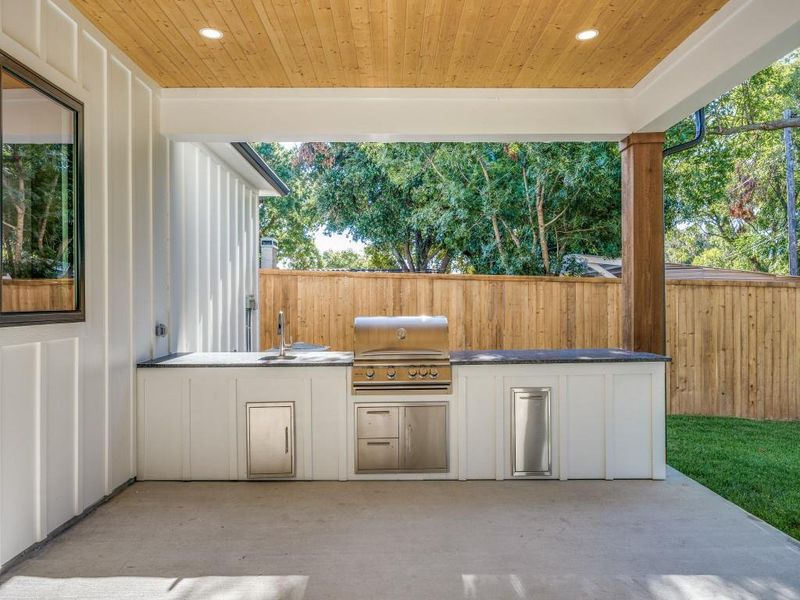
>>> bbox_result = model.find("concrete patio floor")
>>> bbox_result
[1,468,798,600]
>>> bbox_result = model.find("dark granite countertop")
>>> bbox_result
[138,348,669,368]
[137,351,354,368]
[450,348,670,364]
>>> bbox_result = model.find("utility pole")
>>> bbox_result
[785,109,798,276]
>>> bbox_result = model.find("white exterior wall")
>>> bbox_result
[169,142,260,353]
[0,1,258,567]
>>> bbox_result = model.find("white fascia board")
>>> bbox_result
[631,0,800,132]
[203,142,281,196]
[160,87,635,143]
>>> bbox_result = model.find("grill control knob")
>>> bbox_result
[419,367,429,377]
[365,368,375,379]
[387,367,397,380]
[430,368,439,378]
[408,367,417,378]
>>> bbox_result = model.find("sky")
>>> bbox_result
[314,229,365,253]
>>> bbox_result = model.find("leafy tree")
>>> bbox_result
[295,143,453,272]
[2,143,74,278]
[254,143,321,269]
[665,50,800,273]
[298,141,621,275]
[320,249,369,270]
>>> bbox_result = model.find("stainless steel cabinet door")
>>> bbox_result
[247,403,294,478]
[402,405,447,471]
[511,388,551,476]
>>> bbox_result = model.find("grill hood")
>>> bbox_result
[353,316,450,361]
[352,316,452,395]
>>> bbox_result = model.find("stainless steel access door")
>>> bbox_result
[511,388,551,476]
[402,404,448,471]
[247,402,295,478]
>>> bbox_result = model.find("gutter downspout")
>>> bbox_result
[663,108,706,157]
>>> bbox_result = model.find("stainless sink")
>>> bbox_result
[260,354,298,361]
[268,342,329,352]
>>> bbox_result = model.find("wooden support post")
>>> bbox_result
[619,132,666,355]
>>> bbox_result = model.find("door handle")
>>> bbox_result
[285,426,289,454]
[366,410,391,414]
[366,441,391,446]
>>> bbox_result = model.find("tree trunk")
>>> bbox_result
[536,182,550,274]
[403,239,416,272]
[391,248,409,272]
[784,109,798,276]
[479,157,507,268]
[522,166,539,256]
[13,153,26,268]
[438,251,452,273]
[37,174,60,252]
[491,215,506,263]
[709,115,800,136]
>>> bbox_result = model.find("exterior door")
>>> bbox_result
[402,405,447,471]
[247,402,294,478]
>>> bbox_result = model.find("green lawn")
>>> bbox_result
[667,415,800,540]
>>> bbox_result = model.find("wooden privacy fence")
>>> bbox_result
[260,269,800,420]
[1,279,75,312]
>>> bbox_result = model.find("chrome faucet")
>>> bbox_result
[277,310,293,357]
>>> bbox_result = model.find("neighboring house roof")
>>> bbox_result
[231,142,290,197]
[568,254,799,282]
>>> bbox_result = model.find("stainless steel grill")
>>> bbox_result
[352,316,452,395]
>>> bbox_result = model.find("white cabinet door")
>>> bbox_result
[247,403,294,478]
[138,372,183,480]
[189,377,233,479]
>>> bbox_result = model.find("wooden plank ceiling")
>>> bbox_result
[72,0,728,88]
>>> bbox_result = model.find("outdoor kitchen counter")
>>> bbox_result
[136,348,667,482]
[450,348,670,364]
[137,348,669,368]
[137,351,354,368]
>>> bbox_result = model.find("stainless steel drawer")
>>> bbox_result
[356,438,399,471]
[356,406,399,438]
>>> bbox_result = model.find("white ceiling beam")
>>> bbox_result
[160,88,634,143]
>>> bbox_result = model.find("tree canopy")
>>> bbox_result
[289,141,621,275]
[664,50,799,273]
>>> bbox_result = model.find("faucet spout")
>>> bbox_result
[277,310,292,356]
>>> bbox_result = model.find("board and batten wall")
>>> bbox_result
[170,142,260,354]
[0,1,260,568]
[260,270,800,421]
[0,0,162,566]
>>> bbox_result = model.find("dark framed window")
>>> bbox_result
[0,51,84,326]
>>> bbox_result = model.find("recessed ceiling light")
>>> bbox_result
[576,28,599,41]
[199,27,224,40]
